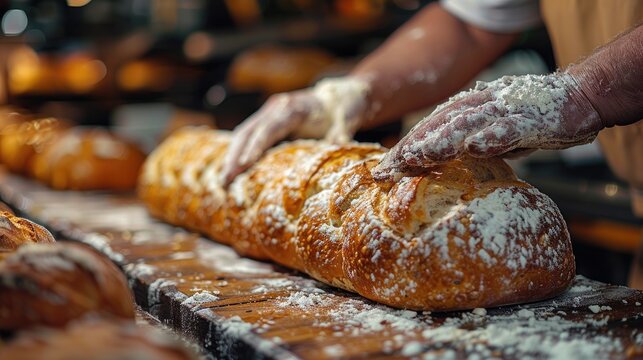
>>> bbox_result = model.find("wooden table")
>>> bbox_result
[1,172,642,360]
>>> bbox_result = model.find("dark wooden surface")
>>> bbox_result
[1,171,642,360]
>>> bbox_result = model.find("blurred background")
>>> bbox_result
[0,0,638,285]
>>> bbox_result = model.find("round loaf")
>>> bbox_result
[335,157,574,310]
[138,129,575,310]
[30,128,146,190]
[0,242,135,330]
[0,211,55,257]
[0,319,197,360]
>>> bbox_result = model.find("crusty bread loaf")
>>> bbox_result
[31,128,146,190]
[0,107,29,131]
[0,319,197,360]
[0,211,55,256]
[0,201,13,214]
[0,117,71,175]
[228,45,336,94]
[138,128,575,310]
[0,113,146,191]
[0,242,135,330]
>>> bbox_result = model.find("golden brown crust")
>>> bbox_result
[0,118,71,175]
[254,144,383,271]
[0,201,13,214]
[30,128,146,191]
[0,319,197,360]
[0,242,135,330]
[138,129,575,310]
[0,211,55,255]
[0,107,29,132]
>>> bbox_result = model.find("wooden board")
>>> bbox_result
[1,172,642,360]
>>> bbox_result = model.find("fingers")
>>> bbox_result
[373,115,533,181]
[423,103,502,162]
[370,145,411,182]
[372,98,498,181]
[464,115,526,157]
[220,126,253,187]
[220,94,312,187]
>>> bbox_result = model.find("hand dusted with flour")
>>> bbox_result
[373,73,602,181]
[220,77,370,186]
[139,129,575,310]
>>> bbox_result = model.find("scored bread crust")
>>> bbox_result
[0,211,55,255]
[0,318,197,360]
[0,242,135,330]
[138,128,575,310]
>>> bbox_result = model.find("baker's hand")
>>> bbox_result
[372,73,604,181]
[221,77,370,186]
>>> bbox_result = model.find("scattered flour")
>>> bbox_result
[277,291,332,309]
[472,308,487,316]
[124,263,156,278]
[567,284,593,293]
[517,309,535,318]
[401,341,424,356]
[181,291,219,310]
[148,278,177,306]
[588,305,612,314]
[82,233,125,263]
[220,315,254,337]
[418,310,623,360]
[323,345,345,357]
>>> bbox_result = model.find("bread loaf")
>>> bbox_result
[138,128,575,310]
[31,128,146,190]
[0,114,146,191]
[0,117,71,175]
[0,211,55,256]
[228,45,336,94]
[0,201,13,214]
[0,107,29,132]
[0,319,197,360]
[0,242,135,330]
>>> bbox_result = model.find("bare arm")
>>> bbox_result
[567,24,643,127]
[220,3,519,185]
[373,24,643,181]
[352,2,518,128]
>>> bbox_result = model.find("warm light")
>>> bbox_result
[184,32,216,62]
[205,85,226,106]
[604,184,619,197]
[117,61,172,91]
[66,0,92,7]
[7,47,42,94]
[2,9,28,35]
[64,58,107,93]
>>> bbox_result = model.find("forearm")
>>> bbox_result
[350,2,518,128]
[567,24,643,127]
